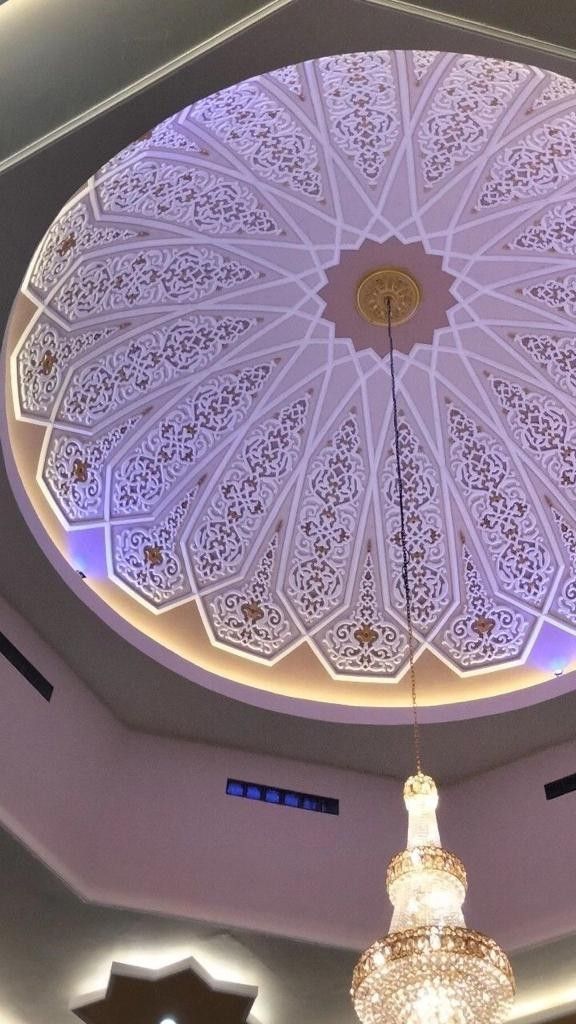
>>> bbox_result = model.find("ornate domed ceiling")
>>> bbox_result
[4,49,576,718]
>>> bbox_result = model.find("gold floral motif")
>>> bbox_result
[472,614,496,636]
[40,350,56,375]
[71,458,88,483]
[143,544,163,567]
[356,268,421,326]
[354,623,379,646]
[241,599,265,623]
[57,233,76,257]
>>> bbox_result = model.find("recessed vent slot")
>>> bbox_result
[545,772,576,801]
[226,778,339,815]
[0,631,53,702]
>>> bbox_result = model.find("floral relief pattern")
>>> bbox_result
[418,56,528,186]
[381,421,449,634]
[533,73,576,109]
[287,415,365,625]
[192,80,323,199]
[53,246,258,321]
[16,320,117,418]
[441,542,530,668]
[111,363,273,516]
[43,414,143,522]
[209,533,296,656]
[12,51,576,689]
[412,51,439,82]
[191,396,310,585]
[490,378,576,497]
[478,113,576,208]
[29,201,139,296]
[98,161,280,235]
[514,333,576,398]
[550,505,576,625]
[512,201,576,255]
[270,65,305,99]
[524,275,576,318]
[58,315,256,427]
[111,488,199,606]
[322,552,406,677]
[447,405,553,607]
[98,118,203,177]
[319,52,399,182]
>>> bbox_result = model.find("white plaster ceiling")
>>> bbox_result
[6,50,576,714]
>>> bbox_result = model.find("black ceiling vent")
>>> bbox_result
[544,772,576,801]
[0,631,53,702]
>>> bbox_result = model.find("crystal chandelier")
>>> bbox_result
[350,297,515,1024]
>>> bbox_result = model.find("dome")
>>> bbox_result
[4,50,576,717]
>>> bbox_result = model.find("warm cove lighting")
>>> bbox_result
[510,986,576,1023]
[351,773,514,1024]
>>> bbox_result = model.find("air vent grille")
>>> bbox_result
[545,772,576,801]
[0,631,53,702]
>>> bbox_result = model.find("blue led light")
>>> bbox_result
[226,779,339,815]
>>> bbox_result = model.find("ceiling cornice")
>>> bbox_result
[363,0,576,62]
[0,0,296,177]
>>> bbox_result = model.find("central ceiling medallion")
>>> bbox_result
[356,267,421,326]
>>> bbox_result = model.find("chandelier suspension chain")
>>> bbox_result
[386,298,422,775]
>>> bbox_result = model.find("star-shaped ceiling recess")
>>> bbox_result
[4,50,576,715]
[72,958,257,1024]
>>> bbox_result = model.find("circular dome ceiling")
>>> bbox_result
[5,49,576,720]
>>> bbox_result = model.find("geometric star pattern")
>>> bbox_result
[7,50,576,694]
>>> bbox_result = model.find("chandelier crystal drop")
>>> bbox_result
[351,298,515,1024]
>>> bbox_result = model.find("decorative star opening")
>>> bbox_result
[72,957,258,1024]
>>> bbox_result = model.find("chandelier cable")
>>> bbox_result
[386,298,422,775]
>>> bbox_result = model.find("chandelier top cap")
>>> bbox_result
[403,772,438,806]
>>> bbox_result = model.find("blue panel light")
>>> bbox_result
[226,779,339,815]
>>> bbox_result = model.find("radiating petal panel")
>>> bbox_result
[57,314,257,427]
[319,550,407,679]
[52,246,258,322]
[190,395,311,586]
[43,412,144,524]
[111,362,275,517]
[381,419,450,636]
[319,52,399,184]
[110,486,200,607]
[207,532,297,658]
[286,412,366,626]
[418,56,529,187]
[97,162,281,236]
[441,540,533,670]
[446,404,554,608]
[191,80,324,200]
